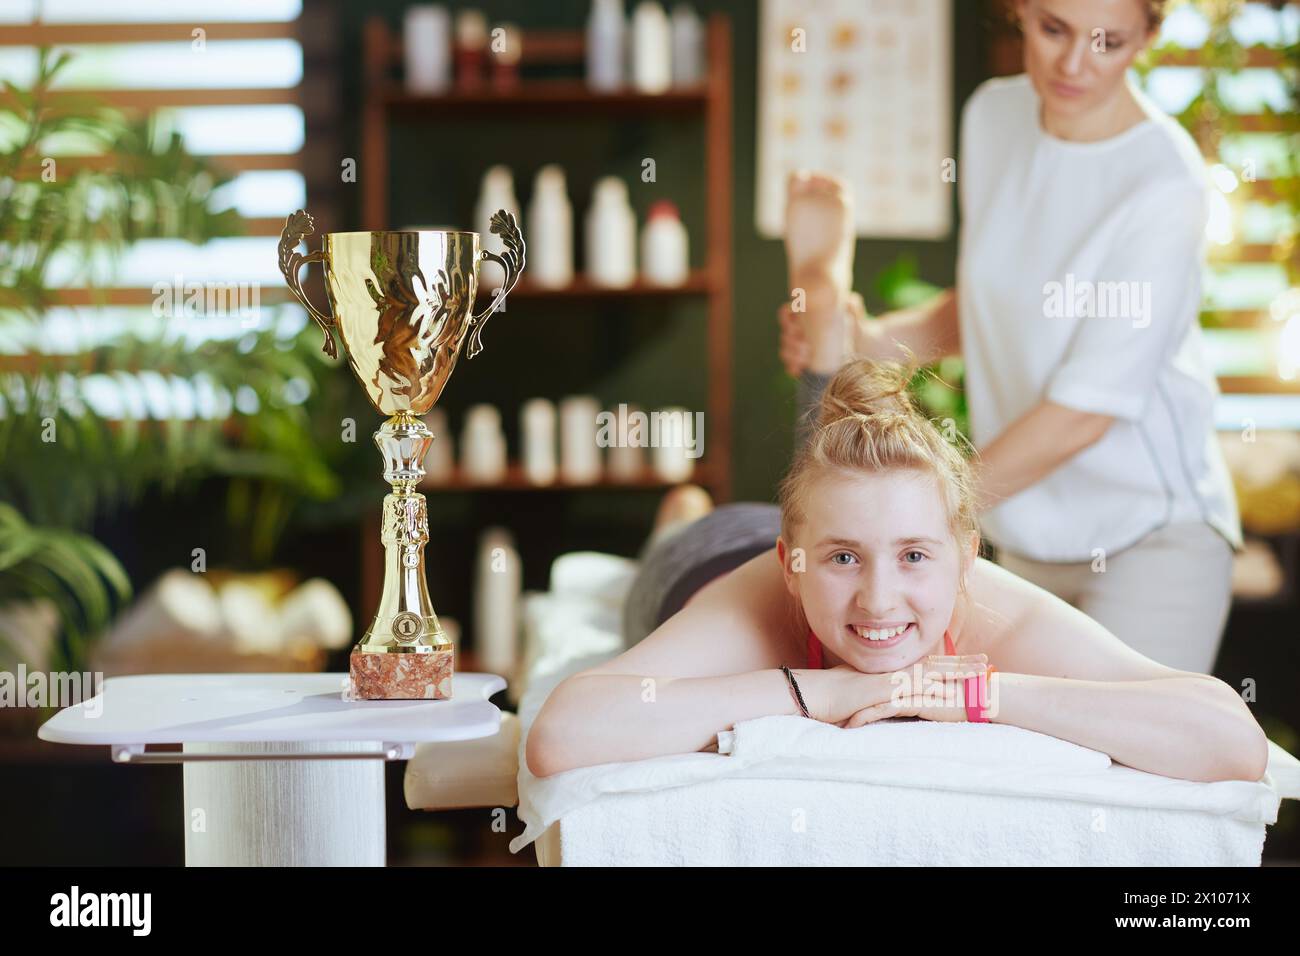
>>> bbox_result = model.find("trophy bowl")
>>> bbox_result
[277,208,525,700]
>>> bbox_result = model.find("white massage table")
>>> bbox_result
[405,552,1300,866]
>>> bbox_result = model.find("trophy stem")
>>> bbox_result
[349,411,454,700]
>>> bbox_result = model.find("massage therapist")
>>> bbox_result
[780,0,1242,674]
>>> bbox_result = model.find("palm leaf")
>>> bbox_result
[0,504,130,670]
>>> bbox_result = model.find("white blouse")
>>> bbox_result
[956,74,1241,563]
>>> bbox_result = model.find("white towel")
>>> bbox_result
[556,776,1269,866]
[511,713,1282,855]
[717,714,1111,771]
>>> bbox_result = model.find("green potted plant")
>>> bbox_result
[0,49,349,679]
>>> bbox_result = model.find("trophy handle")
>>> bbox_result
[465,209,526,360]
[277,209,339,359]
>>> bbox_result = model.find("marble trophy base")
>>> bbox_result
[348,647,453,700]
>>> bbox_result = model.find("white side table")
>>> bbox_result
[37,671,506,866]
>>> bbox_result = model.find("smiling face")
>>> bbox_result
[778,467,976,674]
[1017,0,1157,121]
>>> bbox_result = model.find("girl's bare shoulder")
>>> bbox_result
[958,557,1195,681]
[949,557,1022,658]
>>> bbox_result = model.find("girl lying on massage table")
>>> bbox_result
[525,358,1268,784]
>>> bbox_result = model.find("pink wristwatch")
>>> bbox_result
[964,667,997,723]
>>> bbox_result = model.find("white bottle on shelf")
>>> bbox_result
[454,9,489,90]
[607,402,647,481]
[640,199,688,286]
[474,526,521,682]
[526,165,574,289]
[586,0,626,92]
[489,21,523,89]
[651,405,696,482]
[521,397,558,485]
[461,404,507,482]
[585,176,636,288]
[403,5,452,94]
[631,1,672,94]
[670,3,705,87]
[474,165,521,293]
[559,395,603,484]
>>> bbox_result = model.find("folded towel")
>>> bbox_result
[547,551,639,603]
[717,714,1111,771]
[515,593,627,704]
[1268,740,1300,799]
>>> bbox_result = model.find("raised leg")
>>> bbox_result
[653,483,714,531]
[784,170,857,374]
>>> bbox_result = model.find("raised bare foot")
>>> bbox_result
[783,170,856,372]
[653,483,713,532]
[785,170,854,310]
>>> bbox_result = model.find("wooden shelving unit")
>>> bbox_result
[357,14,734,617]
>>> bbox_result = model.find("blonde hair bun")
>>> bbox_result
[779,357,979,546]
[816,358,918,431]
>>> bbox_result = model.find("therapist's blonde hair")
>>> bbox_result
[778,358,980,557]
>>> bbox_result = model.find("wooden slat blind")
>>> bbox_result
[0,5,342,324]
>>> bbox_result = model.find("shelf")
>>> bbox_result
[508,271,713,300]
[358,5,735,637]
[420,461,715,492]
[381,80,708,116]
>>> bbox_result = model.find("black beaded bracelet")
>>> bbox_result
[781,664,811,719]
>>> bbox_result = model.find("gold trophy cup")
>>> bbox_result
[277,209,525,699]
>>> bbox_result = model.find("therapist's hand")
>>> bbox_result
[778,302,811,376]
[778,292,870,377]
